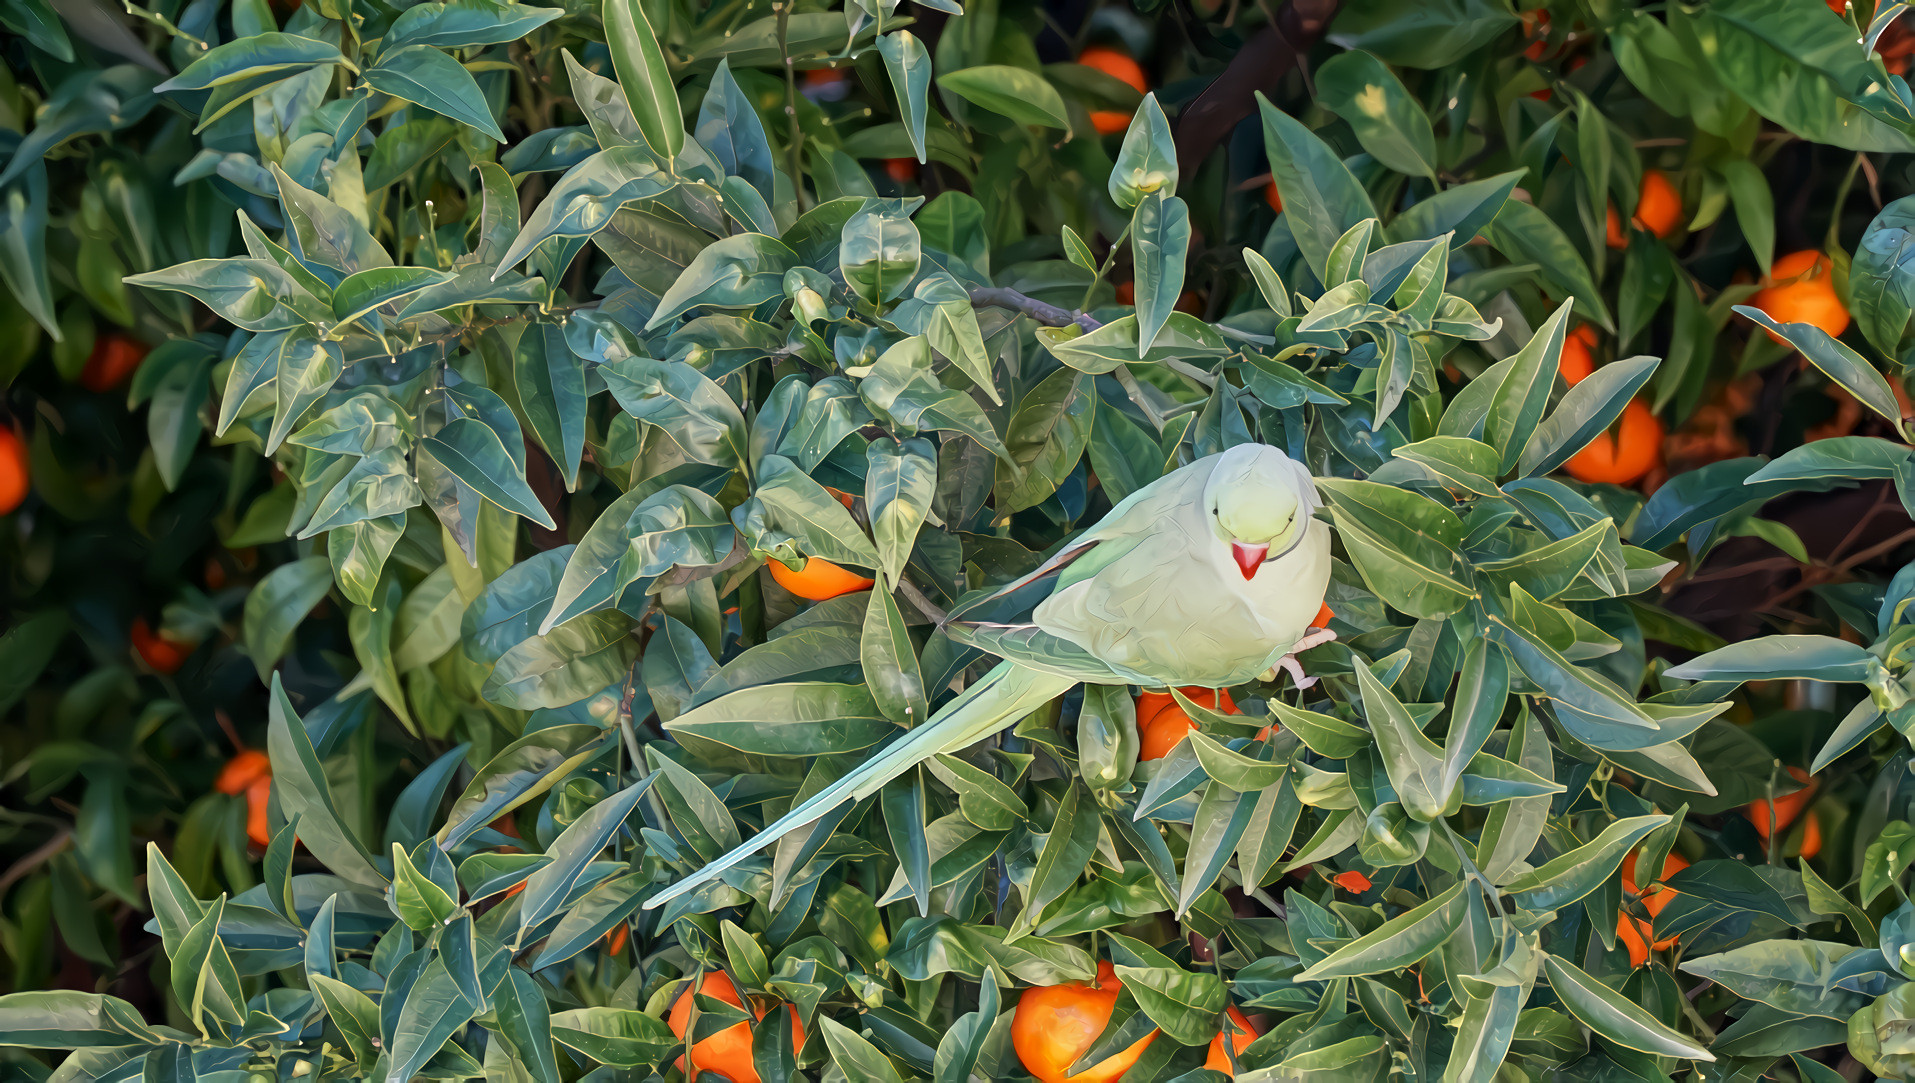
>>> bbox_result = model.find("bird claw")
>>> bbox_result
[1263,628,1338,690]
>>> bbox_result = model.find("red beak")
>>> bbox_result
[1231,541,1269,580]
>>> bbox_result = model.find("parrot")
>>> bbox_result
[643,443,1335,910]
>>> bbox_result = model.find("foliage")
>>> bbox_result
[13,0,1915,1079]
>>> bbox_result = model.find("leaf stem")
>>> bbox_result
[966,286,1102,333]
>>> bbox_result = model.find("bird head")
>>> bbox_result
[1206,445,1319,580]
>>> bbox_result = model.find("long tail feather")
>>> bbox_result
[643,661,1075,910]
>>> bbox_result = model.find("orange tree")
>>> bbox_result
[5,0,1915,1079]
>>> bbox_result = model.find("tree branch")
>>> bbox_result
[968,287,1102,333]
[1171,0,1341,177]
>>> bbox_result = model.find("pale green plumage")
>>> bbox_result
[643,443,1330,911]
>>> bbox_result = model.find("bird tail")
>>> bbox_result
[642,661,1076,911]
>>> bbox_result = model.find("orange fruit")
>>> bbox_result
[1204,1007,1258,1075]
[1605,170,1681,249]
[1264,179,1283,213]
[1558,323,1599,386]
[1799,810,1824,859]
[883,158,916,183]
[1114,280,1135,306]
[1744,766,1816,840]
[1331,870,1372,893]
[1012,960,1159,1083]
[603,922,629,955]
[667,972,806,1083]
[767,556,874,601]
[1079,47,1147,136]
[80,334,149,393]
[0,427,26,515]
[215,749,270,796]
[1522,10,1552,60]
[131,618,194,674]
[1829,0,1847,11]
[1563,399,1663,486]
[1175,291,1204,316]
[1751,250,1850,342]
[1617,848,1690,966]
[216,749,273,847]
[1135,687,1236,729]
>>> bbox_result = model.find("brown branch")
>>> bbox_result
[1171,0,1341,177]
[967,287,1102,333]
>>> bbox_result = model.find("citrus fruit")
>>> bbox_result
[1204,1007,1258,1075]
[883,158,916,183]
[667,971,806,1083]
[1563,399,1663,486]
[1745,766,1817,840]
[1012,960,1159,1083]
[0,427,26,515]
[1079,47,1147,136]
[767,556,874,601]
[1605,169,1681,249]
[216,749,273,847]
[1617,848,1690,966]
[131,617,192,674]
[1331,870,1372,893]
[1558,323,1599,386]
[80,334,149,393]
[1264,179,1282,213]
[1751,249,1850,342]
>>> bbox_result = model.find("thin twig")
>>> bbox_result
[0,828,72,898]
[967,287,1102,333]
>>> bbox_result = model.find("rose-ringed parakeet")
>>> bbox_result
[644,443,1334,910]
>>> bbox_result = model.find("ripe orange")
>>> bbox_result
[1617,848,1689,967]
[1079,47,1147,136]
[1750,250,1850,342]
[0,427,26,515]
[1012,960,1159,1083]
[667,972,806,1083]
[1204,1007,1258,1075]
[883,158,916,184]
[1828,0,1847,11]
[1114,280,1135,306]
[1135,687,1236,729]
[603,921,629,956]
[1522,10,1552,60]
[767,556,874,601]
[1558,323,1599,386]
[1140,706,1200,760]
[1799,810,1824,859]
[1264,179,1282,213]
[1331,870,1371,893]
[1745,766,1816,840]
[1175,291,1204,316]
[1605,169,1681,249]
[131,618,193,674]
[215,749,273,847]
[1563,399,1663,486]
[80,334,149,393]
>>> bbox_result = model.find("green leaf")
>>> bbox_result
[1738,305,1909,438]
[816,1016,907,1083]
[841,199,922,306]
[493,147,675,272]
[310,974,381,1067]
[1296,882,1472,980]
[330,265,454,326]
[156,32,344,91]
[1257,91,1378,281]
[603,355,750,469]
[1354,659,1448,821]
[0,991,161,1048]
[421,416,558,529]
[1132,191,1189,354]
[1502,814,1669,911]
[1664,634,1877,684]
[492,969,562,1083]
[520,779,653,929]
[1518,356,1660,477]
[937,65,1068,128]
[549,1007,675,1069]
[241,555,332,679]
[364,45,504,142]
[877,32,931,162]
[996,366,1093,513]
[384,1,562,49]
[664,683,896,755]
[439,723,612,847]
[543,481,732,631]
[1109,93,1178,209]
[1543,954,1713,1060]
[266,674,387,888]
[867,437,937,589]
[604,0,683,158]
[1316,51,1437,179]
[1482,200,1613,332]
